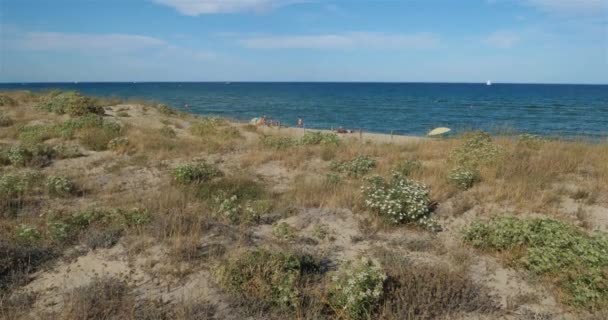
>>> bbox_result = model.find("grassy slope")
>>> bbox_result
[1,90,607,320]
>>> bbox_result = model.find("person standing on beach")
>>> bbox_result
[297,117,303,128]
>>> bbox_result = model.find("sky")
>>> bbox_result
[0,0,607,83]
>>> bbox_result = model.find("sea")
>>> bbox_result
[1,82,607,139]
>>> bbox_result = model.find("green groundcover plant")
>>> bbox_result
[464,216,608,308]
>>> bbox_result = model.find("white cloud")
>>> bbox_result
[238,32,440,50]
[14,32,167,52]
[483,31,521,48]
[525,0,607,14]
[155,0,297,15]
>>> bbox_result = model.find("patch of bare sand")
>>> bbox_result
[19,239,236,319]
[254,161,296,193]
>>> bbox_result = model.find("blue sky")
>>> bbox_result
[1,0,607,83]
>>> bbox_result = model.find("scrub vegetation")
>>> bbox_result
[1,90,607,319]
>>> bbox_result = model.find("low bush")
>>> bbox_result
[331,155,377,177]
[47,208,149,244]
[464,216,608,308]
[190,118,228,136]
[214,249,312,310]
[0,95,17,106]
[211,192,269,224]
[327,257,387,320]
[3,144,56,167]
[52,144,82,159]
[46,176,76,197]
[448,167,480,190]
[300,131,340,146]
[272,222,297,241]
[35,91,104,116]
[0,114,13,127]
[107,137,129,154]
[449,131,502,168]
[0,171,44,210]
[172,161,223,184]
[116,111,129,117]
[18,125,58,144]
[363,174,438,230]
[16,224,42,244]
[261,135,297,150]
[377,254,498,319]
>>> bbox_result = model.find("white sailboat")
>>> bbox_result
[486,80,492,86]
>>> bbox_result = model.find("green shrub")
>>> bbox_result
[48,208,149,243]
[0,95,17,106]
[331,155,377,177]
[272,222,297,241]
[107,137,129,154]
[449,131,502,168]
[190,118,225,136]
[300,131,340,146]
[464,216,608,308]
[52,144,82,159]
[4,144,56,167]
[6,145,29,167]
[46,176,76,197]
[328,257,387,320]
[211,192,266,224]
[116,111,129,117]
[18,124,58,144]
[0,171,44,199]
[261,135,297,150]
[35,91,104,116]
[392,159,422,177]
[214,249,307,309]
[172,161,223,184]
[16,224,42,243]
[0,114,14,127]
[448,167,480,190]
[363,174,438,230]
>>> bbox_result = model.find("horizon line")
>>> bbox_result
[1,81,607,86]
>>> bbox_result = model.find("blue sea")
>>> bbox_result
[1,82,607,138]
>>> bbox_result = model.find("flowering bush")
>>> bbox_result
[331,155,377,177]
[328,257,386,320]
[448,167,480,190]
[363,174,437,230]
[172,161,222,184]
[213,193,241,223]
[46,176,76,197]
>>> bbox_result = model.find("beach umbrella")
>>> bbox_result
[428,127,451,136]
[250,117,260,125]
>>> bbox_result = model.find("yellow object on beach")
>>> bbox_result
[427,127,451,136]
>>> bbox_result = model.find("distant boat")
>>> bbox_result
[486,80,492,86]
